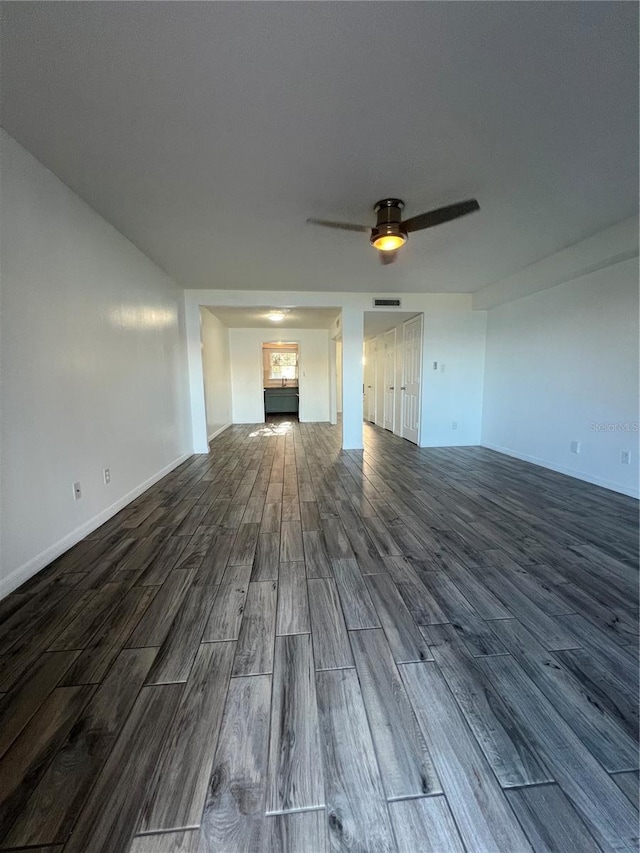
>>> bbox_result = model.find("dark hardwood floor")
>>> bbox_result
[0,418,638,852]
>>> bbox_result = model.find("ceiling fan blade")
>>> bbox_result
[379,250,398,265]
[306,218,370,233]
[402,199,480,233]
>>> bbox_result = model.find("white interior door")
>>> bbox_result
[401,315,423,444]
[375,334,385,427]
[383,328,396,431]
[363,342,372,422]
[367,339,378,422]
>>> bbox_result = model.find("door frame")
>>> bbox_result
[383,328,396,432]
[400,314,423,445]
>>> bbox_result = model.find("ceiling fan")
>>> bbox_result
[307,197,480,265]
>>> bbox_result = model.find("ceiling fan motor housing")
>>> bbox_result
[370,199,407,248]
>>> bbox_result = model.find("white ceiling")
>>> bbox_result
[2,3,637,294]
[205,306,339,329]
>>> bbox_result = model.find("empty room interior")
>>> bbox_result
[1,3,639,852]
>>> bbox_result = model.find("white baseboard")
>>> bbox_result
[208,422,231,443]
[481,442,639,499]
[0,451,192,600]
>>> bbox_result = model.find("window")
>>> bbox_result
[269,351,298,380]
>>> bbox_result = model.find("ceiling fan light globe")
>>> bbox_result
[371,231,407,252]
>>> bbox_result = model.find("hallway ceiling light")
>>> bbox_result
[267,310,288,322]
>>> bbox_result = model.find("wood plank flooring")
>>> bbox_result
[0,418,637,852]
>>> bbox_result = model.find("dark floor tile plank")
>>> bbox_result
[62,683,183,853]
[489,617,638,773]
[267,634,324,813]
[146,586,217,685]
[127,570,196,648]
[300,501,321,531]
[418,572,507,656]
[281,521,304,563]
[611,770,639,809]
[242,495,265,525]
[202,565,251,642]
[140,642,235,832]
[4,648,156,847]
[0,587,94,693]
[124,534,188,587]
[307,578,354,671]
[361,516,403,557]
[316,668,396,853]
[478,653,639,852]
[261,810,328,853]
[232,581,277,676]
[349,629,440,799]
[0,685,94,841]
[252,533,280,582]
[0,574,84,655]
[276,562,310,636]
[554,646,638,745]
[365,572,431,663]
[61,585,158,684]
[320,519,355,561]
[194,530,236,586]
[261,501,282,534]
[400,661,533,852]
[228,522,260,567]
[389,796,465,853]
[172,529,216,572]
[197,674,271,853]
[48,582,129,651]
[332,558,380,630]
[478,566,579,650]
[445,561,512,619]
[282,494,301,522]
[427,623,551,788]
[129,830,200,852]
[303,530,333,578]
[0,650,80,760]
[505,784,605,853]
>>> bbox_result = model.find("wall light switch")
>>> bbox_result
[621,450,631,465]
[440,363,446,373]
[103,468,111,484]
[452,422,458,430]
[433,361,438,370]
[570,441,581,454]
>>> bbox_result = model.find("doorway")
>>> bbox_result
[363,311,423,445]
[262,342,299,420]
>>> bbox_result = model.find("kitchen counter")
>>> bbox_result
[264,386,299,414]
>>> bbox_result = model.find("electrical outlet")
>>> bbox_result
[621,450,631,465]
[440,363,446,373]
[73,481,82,500]
[570,440,581,454]
[452,421,458,430]
[103,467,111,484]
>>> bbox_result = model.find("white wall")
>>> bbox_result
[482,258,639,497]
[0,131,191,595]
[200,308,232,441]
[228,328,331,423]
[422,307,487,447]
[336,340,343,414]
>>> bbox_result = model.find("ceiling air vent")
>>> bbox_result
[373,298,402,308]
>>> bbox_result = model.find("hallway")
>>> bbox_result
[0,420,637,851]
